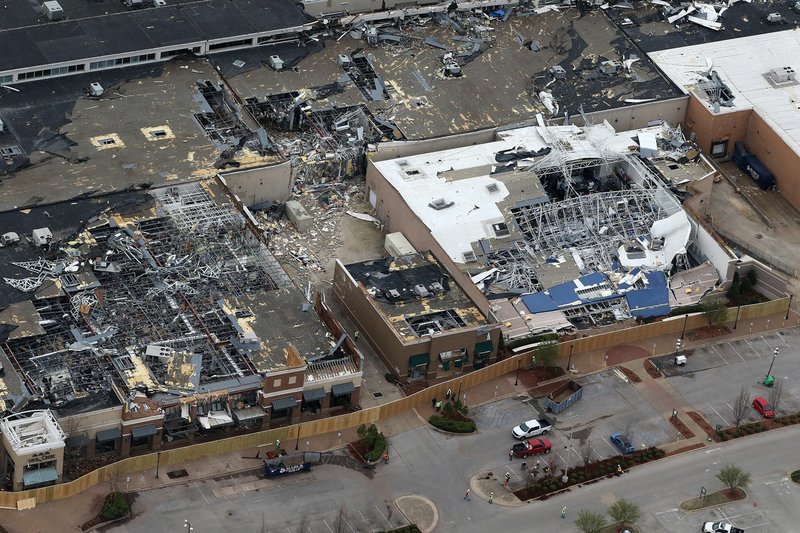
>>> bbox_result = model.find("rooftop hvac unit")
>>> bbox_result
[89,82,104,97]
[387,289,401,299]
[549,65,567,79]
[768,66,796,84]
[124,0,143,7]
[413,284,430,298]
[32,227,53,246]
[337,55,351,68]
[268,55,284,71]
[42,1,64,21]
[153,0,167,5]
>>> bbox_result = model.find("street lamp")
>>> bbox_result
[184,519,193,532]
[567,344,574,372]
[765,347,779,383]
[681,314,689,339]
[562,443,573,483]
[514,359,521,386]
[674,339,681,358]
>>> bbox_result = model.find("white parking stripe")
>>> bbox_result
[708,405,729,425]
[711,345,729,365]
[727,342,746,362]
[744,338,761,358]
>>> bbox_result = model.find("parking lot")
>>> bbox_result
[656,329,800,428]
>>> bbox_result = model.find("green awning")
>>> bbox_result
[331,382,355,397]
[131,424,158,440]
[96,428,122,443]
[408,353,430,368]
[23,467,58,487]
[475,341,493,355]
[272,397,297,411]
[302,388,326,402]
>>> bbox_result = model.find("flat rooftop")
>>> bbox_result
[0,56,281,209]
[0,179,339,416]
[0,0,310,71]
[606,0,800,53]
[220,10,682,141]
[344,253,489,341]
[649,29,800,155]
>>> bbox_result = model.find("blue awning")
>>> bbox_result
[96,428,122,442]
[271,396,297,411]
[331,382,355,397]
[23,466,58,487]
[302,388,326,402]
[131,424,158,440]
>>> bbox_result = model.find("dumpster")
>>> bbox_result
[543,380,583,414]
[733,142,776,190]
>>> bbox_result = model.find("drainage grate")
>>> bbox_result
[371,391,384,399]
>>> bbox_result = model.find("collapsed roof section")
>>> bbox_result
[0,179,344,415]
[344,252,490,341]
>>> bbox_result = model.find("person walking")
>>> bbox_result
[561,506,567,519]
[446,388,452,400]
[464,489,470,500]
[508,449,514,461]
[616,464,623,476]
[488,492,494,504]
[520,460,527,471]
[504,472,511,486]
[435,400,443,412]
[431,397,437,409]
[353,331,359,341]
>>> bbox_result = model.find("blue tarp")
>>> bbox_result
[625,271,670,318]
[522,272,615,314]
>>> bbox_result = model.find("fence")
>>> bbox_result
[713,226,797,278]
[0,297,789,508]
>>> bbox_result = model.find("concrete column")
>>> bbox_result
[87,438,97,458]
[350,387,361,406]
[321,393,331,412]
[290,404,301,423]
[151,430,163,450]
[120,434,131,457]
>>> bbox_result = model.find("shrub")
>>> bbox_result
[428,415,476,433]
[720,433,729,441]
[101,492,129,521]
[364,433,388,462]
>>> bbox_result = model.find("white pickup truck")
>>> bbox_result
[511,418,552,439]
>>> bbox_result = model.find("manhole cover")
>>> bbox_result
[371,391,384,399]
[166,469,188,479]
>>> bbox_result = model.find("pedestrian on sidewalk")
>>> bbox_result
[431,397,437,409]
[616,464,623,476]
[521,460,527,471]
[489,492,494,504]
[504,472,511,486]
[353,331,359,341]
[561,506,567,519]
[435,400,443,412]
[508,449,514,461]
[464,489,470,500]
[446,388,452,400]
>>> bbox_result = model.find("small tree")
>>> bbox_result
[731,386,750,428]
[534,343,559,367]
[608,498,641,527]
[701,298,728,327]
[716,463,751,495]
[769,378,784,415]
[574,509,608,533]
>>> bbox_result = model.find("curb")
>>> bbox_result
[394,494,439,533]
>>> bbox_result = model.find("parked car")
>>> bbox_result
[511,418,552,439]
[511,437,552,457]
[702,520,744,533]
[752,396,775,418]
[610,433,635,455]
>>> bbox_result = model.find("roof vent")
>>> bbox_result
[428,198,454,210]
[462,251,477,262]
[768,66,796,84]
[413,284,430,298]
[386,289,401,299]
[486,183,500,193]
[42,1,64,21]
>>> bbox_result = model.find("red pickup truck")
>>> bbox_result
[511,437,552,457]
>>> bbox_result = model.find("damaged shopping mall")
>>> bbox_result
[0,179,362,491]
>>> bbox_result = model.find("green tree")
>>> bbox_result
[716,463,751,495]
[608,498,641,527]
[534,343,559,367]
[701,298,728,327]
[574,509,608,533]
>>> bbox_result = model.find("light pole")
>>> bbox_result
[457,380,463,400]
[184,519,193,532]
[674,339,681,358]
[786,294,793,320]
[733,305,741,329]
[295,429,300,451]
[766,347,779,380]
[567,344,574,372]
[514,359,521,386]
[681,314,688,339]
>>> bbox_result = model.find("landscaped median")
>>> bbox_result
[513,448,666,501]
[427,400,476,433]
[718,413,800,441]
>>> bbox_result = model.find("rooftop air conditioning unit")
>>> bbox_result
[268,55,284,71]
[42,1,64,21]
[124,0,143,7]
[32,227,53,246]
[387,289,401,299]
[769,66,796,84]
[89,82,104,97]
[549,65,567,79]
[413,284,430,298]
[337,55,351,68]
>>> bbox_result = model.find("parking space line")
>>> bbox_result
[589,442,603,460]
[711,345,729,366]
[193,481,210,505]
[505,465,522,479]
[321,519,334,533]
[780,333,791,347]
[708,405,729,425]
[600,438,618,454]
[343,516,356,533]
[570,447,583,461]
[744,338,761,358]
[375,505,392,527]
[727,342,746,362]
